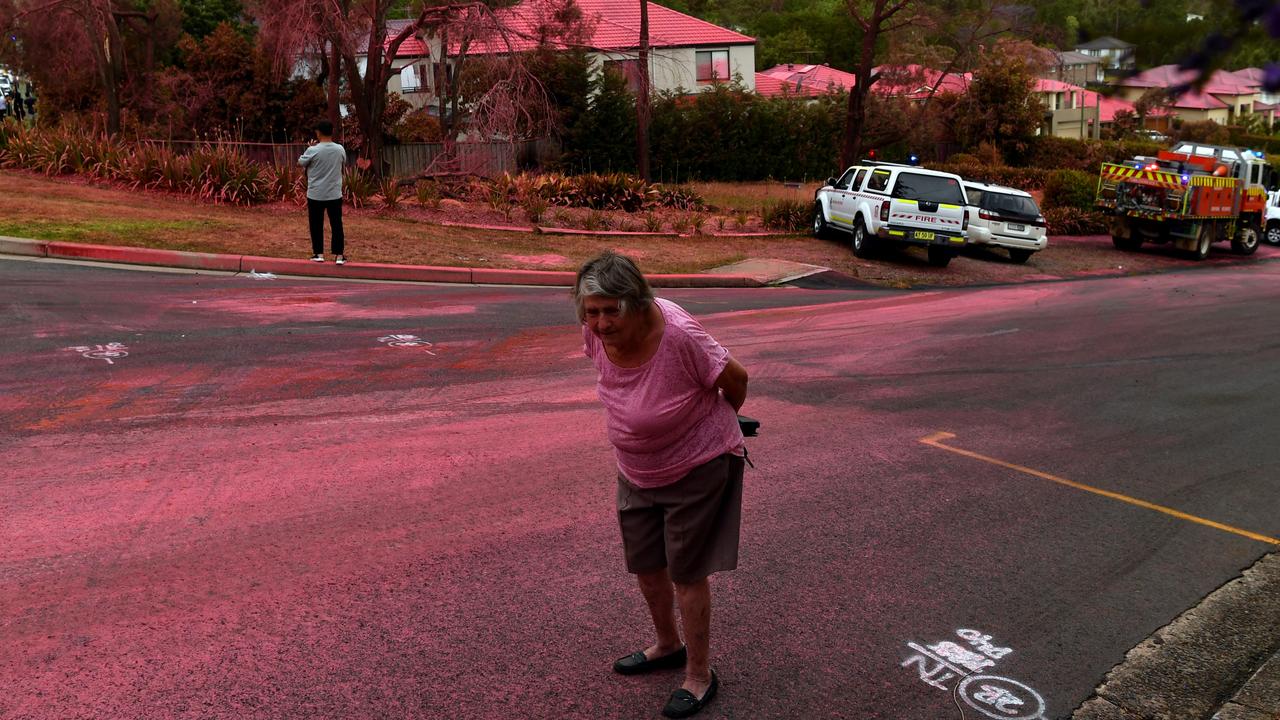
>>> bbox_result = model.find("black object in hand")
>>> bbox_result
[737,415,760,437]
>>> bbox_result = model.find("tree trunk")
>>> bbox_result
[636,0,651,181]
[328,42,341,136]
[841,28,879,167]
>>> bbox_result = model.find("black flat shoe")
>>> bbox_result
[612,645,687,675]
[661,669,718,718]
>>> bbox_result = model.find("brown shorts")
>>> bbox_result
[616,453,744,585]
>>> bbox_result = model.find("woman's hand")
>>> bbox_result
[715,357,749,412]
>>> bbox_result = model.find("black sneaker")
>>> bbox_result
[311,255,325,262]
[335,255,347,265]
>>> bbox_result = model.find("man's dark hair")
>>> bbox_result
[315,120,334,137]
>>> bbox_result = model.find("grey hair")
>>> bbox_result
[572,251,654,322]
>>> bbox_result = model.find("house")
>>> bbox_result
[1046,50,1103,87]
[1115,65,1259,125]
[362,0,756,109]
[1230,67,1278,130]
[1034,78,1171,138]
[870,64,972,99]
[1074,36,1136,73]
[755,63,856,97]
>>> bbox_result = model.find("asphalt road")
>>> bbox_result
[3,257,1279,720]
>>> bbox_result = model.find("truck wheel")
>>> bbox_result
[813,205,832,239]
[1190,224,1212,260]
[1264,221,1280,246]
[1008,248,1034,264]
[1112,234,1142,251]
[1231,223,1260,255]
[927,246,953,267]
[852,220,876,258]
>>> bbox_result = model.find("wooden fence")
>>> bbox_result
[153,139,556,178]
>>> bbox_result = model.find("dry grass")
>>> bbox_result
[690,180,823,213]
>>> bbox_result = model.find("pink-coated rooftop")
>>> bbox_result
[758,64,857,94]
[1119,65,1258,97]
[455,0,754,56]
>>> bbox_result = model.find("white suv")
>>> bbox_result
[962,181,1047,264]
[814,163,969,267]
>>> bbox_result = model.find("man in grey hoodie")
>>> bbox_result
[298,120,347,264]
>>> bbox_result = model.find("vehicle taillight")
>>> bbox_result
[962,210,969,231]
[979,210,996,221]
[879,202,889,222]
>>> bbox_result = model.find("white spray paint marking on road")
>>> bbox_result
[63,342,129,365]
[901,628,1046,719]
[378,334,437,354]
[247,270,277,280]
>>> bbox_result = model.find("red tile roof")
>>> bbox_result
[753,73,824,97]
[871,64,971,98]
[457,0,754,55]
[1119,65,1257,96]
[758,64,856,94]
[357,19,431,57]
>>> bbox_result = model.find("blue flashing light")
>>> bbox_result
[1181,173,1190,184]
[908,154,919,166]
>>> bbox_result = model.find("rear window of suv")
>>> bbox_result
[891,173,965,205]
[980,191,1041,219]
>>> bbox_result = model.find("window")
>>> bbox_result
[604,59,644,93]
[981,191,1041,219]
[853,169,868,189]
[891,173,966,205]
[836,169,856,189]
[867,170,891,192]
[696,50,730,83]
[400,64,420,92]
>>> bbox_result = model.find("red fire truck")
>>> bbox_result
[1095,142,1273,259]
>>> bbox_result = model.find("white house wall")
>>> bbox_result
[590,45,755,94]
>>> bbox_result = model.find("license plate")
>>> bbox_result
[1008,224,1026,232]
[915,231,935,241]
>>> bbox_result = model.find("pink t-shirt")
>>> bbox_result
[584,298,744,489]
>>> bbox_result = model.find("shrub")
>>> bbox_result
[1044,207,1109,236]
[655,185,705,211]
[733,209,749,229]
[761,199,809,232]
[670,214,693,234]
[521,194,549,224]
[715,216,727,232]
[380,176,403,210]
[643,213,663,232]
[344,167,377,208]
[415,180,441,208]
[928,163,1049,190]
[581,210,609,231]
[266,162,305,203]
[1043,169,1098,210]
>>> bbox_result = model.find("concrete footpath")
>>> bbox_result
[1072,551,1280,720]
[0,235,816,288]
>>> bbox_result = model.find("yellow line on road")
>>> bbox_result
[919,431,1279,546]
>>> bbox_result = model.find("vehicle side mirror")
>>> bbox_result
[826,177,837,187]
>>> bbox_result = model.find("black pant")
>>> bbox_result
[307,198,344,255]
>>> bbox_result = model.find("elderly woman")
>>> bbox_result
[575,251,748,719]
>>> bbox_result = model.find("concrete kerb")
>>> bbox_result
[2,237,762,288]
[0,235,49,257]
[1071,551,1280,720]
